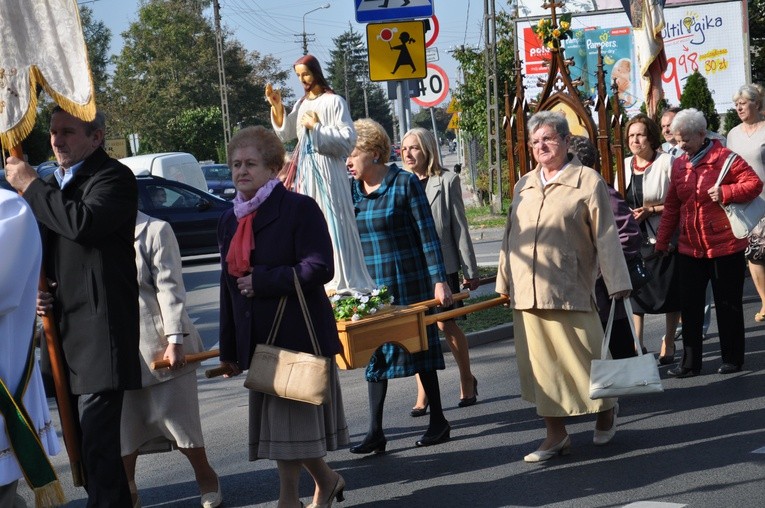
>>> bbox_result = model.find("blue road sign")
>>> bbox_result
[355,0,433,23]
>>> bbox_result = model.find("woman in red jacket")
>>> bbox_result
[656,108,763,377]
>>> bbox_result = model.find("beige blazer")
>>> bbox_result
[424,170,479,279]
[496,160,631,310]
[135,212,203,387]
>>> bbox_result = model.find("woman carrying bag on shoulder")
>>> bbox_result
[656,109,762,377]
[216,126,349,508]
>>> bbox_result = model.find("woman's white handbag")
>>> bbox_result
[589,299,664,399]
[715,153,765,239]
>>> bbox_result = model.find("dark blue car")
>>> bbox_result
[201,163,236,200]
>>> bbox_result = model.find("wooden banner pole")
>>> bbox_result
[10,145,85,487]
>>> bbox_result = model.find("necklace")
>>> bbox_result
[742,120,764,137]
[632,152,656,172]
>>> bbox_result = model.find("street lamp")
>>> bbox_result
[302,3,330,55]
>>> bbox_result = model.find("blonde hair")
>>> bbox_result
[733,83,765,111]
[227,126,285,172]
[353,119,390,163]
[402,127,442,177]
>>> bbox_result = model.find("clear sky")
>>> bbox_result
[84,0,500,106]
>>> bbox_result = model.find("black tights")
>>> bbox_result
[365,371,447,439]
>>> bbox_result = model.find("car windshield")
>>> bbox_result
[203,165,231,180]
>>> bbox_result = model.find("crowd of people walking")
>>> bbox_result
[3,50,764,507]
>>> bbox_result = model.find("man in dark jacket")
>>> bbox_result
[5,106,140,506]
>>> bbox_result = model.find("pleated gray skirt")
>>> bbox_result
[248,362,349,461]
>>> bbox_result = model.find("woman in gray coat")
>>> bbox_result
[401,128,481,412]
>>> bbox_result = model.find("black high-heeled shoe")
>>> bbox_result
[658,336,676,366]
[415,422,451,447]
[349,435,387,454]
[410,402,429,417]
[458,377,478,407]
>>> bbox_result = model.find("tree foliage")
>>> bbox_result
[750,0,765,84]
[411,107,452,141]
[325,28,393,137]
[107,0,290,157]
[679,70,720,132]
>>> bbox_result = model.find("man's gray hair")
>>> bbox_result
[670,108,706,136]
[528,111,570,138]
[51,105,105,135]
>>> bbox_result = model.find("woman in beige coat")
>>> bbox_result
[496,112,631,463]
[122,211,221,508]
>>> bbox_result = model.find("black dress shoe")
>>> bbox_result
[350,435,387,454]
[717,363,742,374]
[667,366,699,378]
[415,423,451,447]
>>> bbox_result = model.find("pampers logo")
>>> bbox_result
[662,11,723,45]
[586,38,617,50]
[586,31,617,50]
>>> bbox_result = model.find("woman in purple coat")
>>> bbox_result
[216,126,348,508]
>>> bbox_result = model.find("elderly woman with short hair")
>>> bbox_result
[496,111,631,462]
[657,108,762,377]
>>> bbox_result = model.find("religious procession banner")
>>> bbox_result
[515,0,748,115]
[0,0,95,150]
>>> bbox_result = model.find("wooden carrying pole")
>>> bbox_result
[9,145,85,486]
[151,349,220,370]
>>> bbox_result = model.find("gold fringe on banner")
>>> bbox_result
[0,65,96,153]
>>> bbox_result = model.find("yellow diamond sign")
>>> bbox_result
[366,21,427,82]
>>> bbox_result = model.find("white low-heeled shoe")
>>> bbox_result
[593,403,619,446]
[201,475,222,508]
[523,435,571,463]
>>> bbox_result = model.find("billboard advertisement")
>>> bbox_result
[514,0,749,115]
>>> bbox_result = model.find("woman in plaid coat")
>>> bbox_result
[347,118,453,453]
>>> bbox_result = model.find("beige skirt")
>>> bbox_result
[514,307,616,417]
[121,370,205,455]
[249,362,349,461]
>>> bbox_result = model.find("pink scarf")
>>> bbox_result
[226,178,281,277]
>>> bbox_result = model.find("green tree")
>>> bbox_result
[452,6,515,199]
[679,70,720,132]
[108,0,289,155]
[325,28,393,136]
[723,108,742,134]
[750,0,765,83]
[411,107,452,141]
[166,106,222,161]
[79,5,111,104]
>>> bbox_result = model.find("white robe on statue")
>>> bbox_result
[272,92,376,295]
[0,189,60,486]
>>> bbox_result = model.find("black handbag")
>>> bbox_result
[627,255,652,291]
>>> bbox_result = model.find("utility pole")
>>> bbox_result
[213,0,231,147]
[484,0,502,213]
[343,50,352,115]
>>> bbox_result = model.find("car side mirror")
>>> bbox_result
[196,199,211,211]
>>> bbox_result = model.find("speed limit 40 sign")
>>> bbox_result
[411,63,449,108]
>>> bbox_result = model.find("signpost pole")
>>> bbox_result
[429,107,443,167]
[396,81,408,142]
